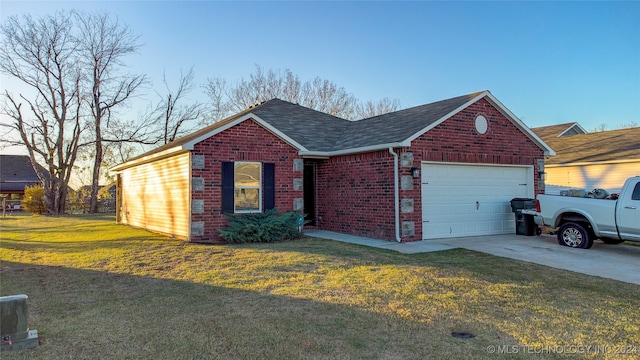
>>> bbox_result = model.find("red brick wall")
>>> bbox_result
[315,98,545,242]
[189,98,545,243]
[315,150,397,239]
[191,119,302,242]
[400,98,545,241]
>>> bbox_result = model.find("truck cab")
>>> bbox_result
[528,176,640,249]
[618,178,640,242]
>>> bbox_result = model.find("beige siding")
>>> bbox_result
[545,161,640,194]
[119,152,190,239]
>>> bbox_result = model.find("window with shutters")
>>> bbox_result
[222,161,275,214]
[234,162,261,212]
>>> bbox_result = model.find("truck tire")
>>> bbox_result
[557,222,593,249]
[601,238,625,245]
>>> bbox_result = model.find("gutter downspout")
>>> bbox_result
[388,147,402,242]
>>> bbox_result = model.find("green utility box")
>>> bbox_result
[1,294,38,351]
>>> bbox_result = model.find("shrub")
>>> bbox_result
[22,184,47,214]
[218,209,305,243]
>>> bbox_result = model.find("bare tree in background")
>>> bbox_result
[592,122,639,132]
[144,67,204,144]
[75,11,146,213]
[356,97,401,119]
[202,77,232,125]
[203,65,399,124]
[0,12,84,214]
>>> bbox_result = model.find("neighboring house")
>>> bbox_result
[532,122,587,139]
[532,124,640,194]
[111,90,553,243]
[0,155,47,209]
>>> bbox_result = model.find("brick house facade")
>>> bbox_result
[112,91,553,243]
[190,120,304,241]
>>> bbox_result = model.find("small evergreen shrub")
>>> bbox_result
[218,209,304,243]
[22,184,47,214]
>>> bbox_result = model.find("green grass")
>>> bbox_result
[1,214,639,359]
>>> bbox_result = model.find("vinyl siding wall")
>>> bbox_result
[118,152,190,239]
[545,161,640,194]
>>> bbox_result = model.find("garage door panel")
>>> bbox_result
[422,163,532,240]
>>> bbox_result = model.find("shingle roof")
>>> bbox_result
[531,122,586,139]
[185,92,483,153]
[250,99,348,151]
[533,127,640,164]
[113,90,552,170]
[0,155,46,192]
[333,92,484,150]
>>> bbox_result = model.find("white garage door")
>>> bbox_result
[422,163,533,240]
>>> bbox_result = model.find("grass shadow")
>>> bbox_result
[1,261,515,360]
[2,215,638,359]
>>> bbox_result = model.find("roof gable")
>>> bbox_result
[532,122,587,140]
[536,127,640,164]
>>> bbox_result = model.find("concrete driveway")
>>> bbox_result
[305,230,640,286]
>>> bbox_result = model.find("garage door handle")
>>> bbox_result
[476,201,479,210]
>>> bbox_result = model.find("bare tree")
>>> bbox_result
[300,77,357,118]
[591,122,639,132]
[205,65,400,121]
[75,11,146,213]
[356,97,401,119]
[202,77,232,125]
[225,66,303,113]
[0,12,84,214]
[146,67,204,144]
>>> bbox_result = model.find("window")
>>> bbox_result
[632,183,640,201]
[234,162,261,212]
[221,162,275,213]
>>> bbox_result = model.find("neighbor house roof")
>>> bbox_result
[0,155,47,192]
[112,90,553,171]
[532,122,587,139]
[532,127,640,165]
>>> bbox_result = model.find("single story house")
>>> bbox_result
[532,124,640,194]
[0,155,48,210]
[111,90,554,243]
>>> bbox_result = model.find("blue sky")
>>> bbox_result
[2,0,639,139]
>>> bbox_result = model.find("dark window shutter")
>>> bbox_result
[221,162,234,213]
[263,163,275,210]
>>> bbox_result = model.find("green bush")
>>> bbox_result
[22,184,47,214]
[218,209,305,243]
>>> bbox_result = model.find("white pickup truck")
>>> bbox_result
[523,176,640,249]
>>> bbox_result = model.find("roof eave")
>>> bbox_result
[545,158,640,167]
[111,112,310,172]
[299,141,410,158]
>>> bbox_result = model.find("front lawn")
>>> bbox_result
[1,214,638,359]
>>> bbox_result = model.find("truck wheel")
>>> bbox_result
[557,222,593,249]
[601,238,625,245]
